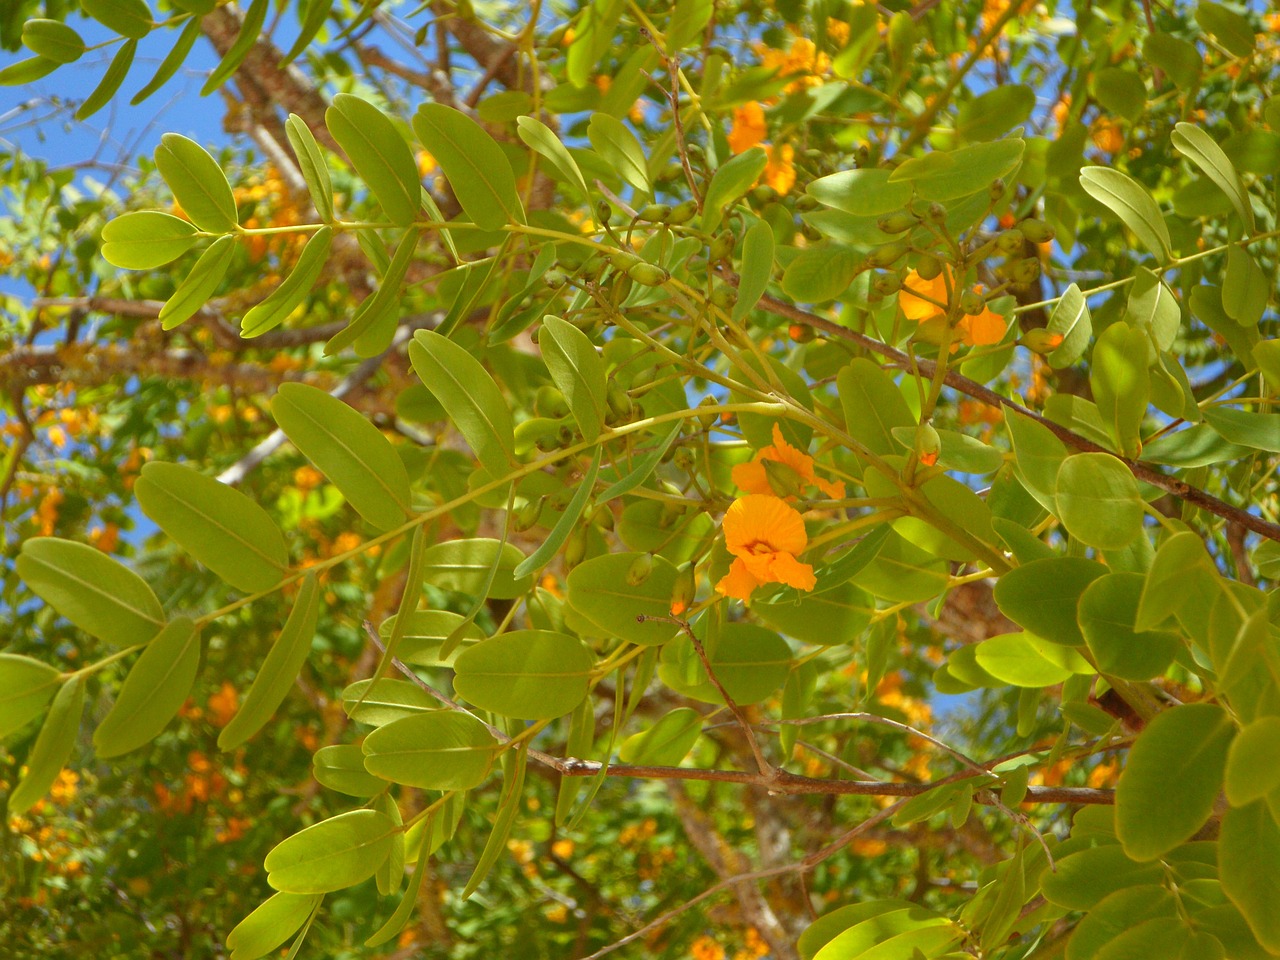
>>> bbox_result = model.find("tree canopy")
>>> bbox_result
[3,0,1280,958]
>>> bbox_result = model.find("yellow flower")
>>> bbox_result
[715,495,816,602]
[731,424,845,500]
[764,143,796,195]
[899,267,952,322]
[728,101,767,155]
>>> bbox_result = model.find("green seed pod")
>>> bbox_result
[512,497,544,532]
[794,194,820,212]
[596,199,613,225]
[636,203,672,223]
[996,229,1025,256]
[627,261,669,286]
[872,273,902,297]
[868,240,910,268]
[959,289,987,315]
[1012,256,1041,284]
[916,254,943,281]
[626,553,655,586]
[877,211,916,234]
[926,202,947,223]
[667,199,698,224]
[749,185,777,205]
[672,446,695,473]
[1019,218,1055,243]
[608,249,641,272]
[628,363,657,390]
[543,268,568,288]
[697,394,719,428]
[709,232,735,261]
[535,385,570,419]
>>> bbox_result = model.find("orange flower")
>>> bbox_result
[957,304,1007,346]
[728,101,767,155]
[1090,117,1124,154]
[715,495,816,602]
[898,267,952,322]
[764,143,796,195]
[732,424,845,500]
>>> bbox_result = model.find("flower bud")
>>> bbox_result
[763,459,808,499]
[877,211,917,234]
[512,497,544,532]
[788,322,815,343]
[1019,218,1054,243]
[868,240,910,268]
[710,284,736,309]
[750,185,777,206]
[697,395,720,429]
[872,273,902,297]
[989,178,1006,202]
[563,524,588,570]
[996,229,1025,255]
[606,380,634,419]
[535,385,570,419]
[709,232,735,261]
[794,194,820,212]
[1012,257,1041,284]
[672,446,695,473]
[915,254,943,281]
[1019,328,1065,354]
[596,200,613,225]
[959,289,987,315]
[626,553,655,586]
[926,202,947,223]
[667,199,698,224]
[915,422,941,467]
[670,561,697,617]
[636,203,672,222]
[627,261,669,286]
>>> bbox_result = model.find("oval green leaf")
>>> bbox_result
[992,556,1107,645]
[1055,453,1144,551]
[313,743,390,796]
[81,0,152,38]
[22,20,85,63]
[227,892,322,960]
[101,210,198,270]
[413,103,525,230]
[155,133,238,233]
[285,114,335,223]
[703,147,768,233]
[6,676,84,815]
[540,316,607,442]
[566,552,680,646]
[454,630,594,719]
[1220,801,1280,953]
[1224,716,1280,807]
[326,93,420,227]
[270,381,412,532]
[17,537,165,647]
[159,235,236,330]
[265,809,396,893]
[362,711,498,791]
[1115,702,1235,861]
[1078,573,1179,681]
[1079,165,1171,259]
[240,225,332,338]
[75,38,137,121]
[0,655,63,742]
[658,623,791,705]
[420,538,533,600]
[618,707,703,766]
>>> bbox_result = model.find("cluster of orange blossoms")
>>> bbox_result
[715,426,845,603]
[898,267,1007,348]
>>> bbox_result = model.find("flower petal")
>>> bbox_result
[722,495,809,557]
[767,551,817,591]
[731,460,774,495]
[715,557,761,602]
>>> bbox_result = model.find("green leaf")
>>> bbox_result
[93,617,201,758]
[201,0,267,94]
[1127,268,1180,352]
[1090,320,1149,459]
[1055,453,1144,551]
[312,744,389,796]
[420,538,533,600]
[1042,845,1164,910]
[807,168,912,217]
[1137,531,1213,631]
[703,147,768,233]
[782,245,861,303]
[799,901,920,960]
[362,711,498,790]
[326,94,420,227]
[975,632,1080,687]
[80,0,151,38]
[1046,283,1093,368]
[732,220,775,321]
[227,892,323,960]
[0,655,63,742]
[240,226,333,337]
[281,0,332,65]
[1005,410,1069,512]
[567,0,623,85]
[1220,801,1280,952]
[460,743,527,900]
[837,358,914,456]
[1144,33,1201,90]
[6,677,84,815]
[957,85,1035,140]
[454,630,594,720]
[566,552,680,646]
[130,16,201,104]
[155,133,238,233]
[101,210,198,270]
[1116,702,1235,861]
[409,330,515,478]
[0,57,59,86]
[517,116,592,210]
[514,448,601,578]
[1194,1,1255,58]
[540,316,607,441]
[1079,166,1171,259]
[1224,716,1280,806]
[17,537,165,647]
[1091,68,1146,122]
[811,524,891,594]
[270,381,412,532]
[993,557,1107,645]
[619,707,703,765]
[285,115,335,223]
[667,0,713,50]
[1064,886,1177,960]
[265,809,396,894]
[1202,406,1280,453]
[219,575,320,750]
[365,829,431,947]
[1172,123,1254,232]
[325,229,419,358]
[658,623,792,705]
[1223,246,1268,326]
[1078,573,1179,681]
[755,582,873,646]
[159,235,236,330]
[135,461,289,594]
[22,20,85,63]
[888,139,1024,201]
[414,103,526,230]
[587,113,650,199]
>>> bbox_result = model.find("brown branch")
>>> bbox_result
[734,278,1280,543]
